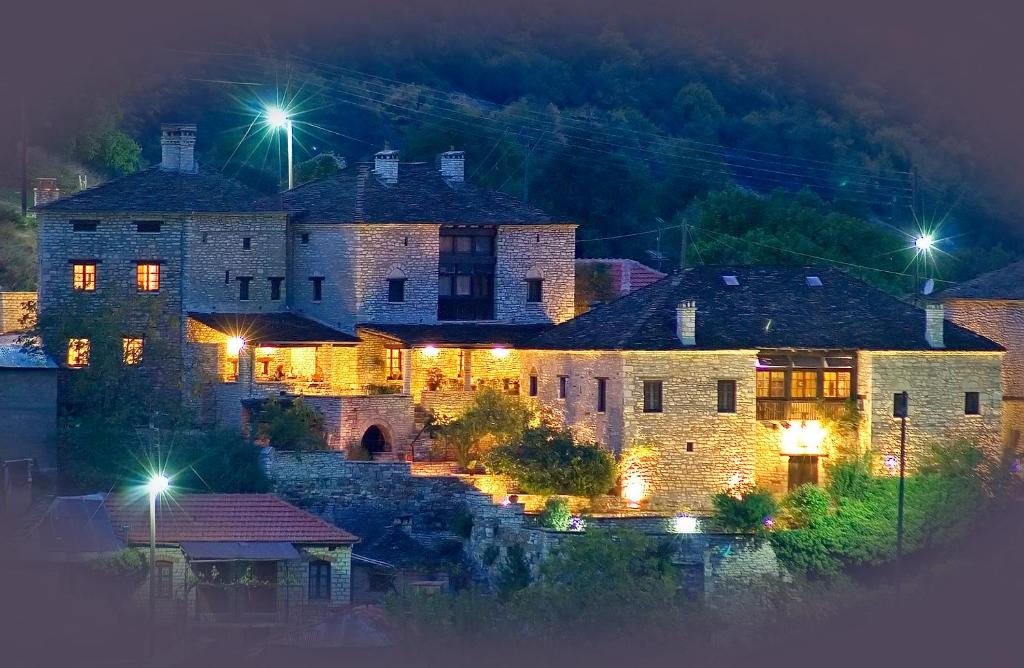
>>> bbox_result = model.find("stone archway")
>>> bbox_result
[360,425,391,456]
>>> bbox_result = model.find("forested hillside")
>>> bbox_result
[11,25,1019,293]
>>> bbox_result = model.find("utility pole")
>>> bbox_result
[20,99,28,217]
[680,211,689,270]
[895,390,909,595]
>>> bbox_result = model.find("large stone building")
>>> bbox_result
[522,266,1004,510]
[939,261,1024,451]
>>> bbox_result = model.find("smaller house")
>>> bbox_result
[575,258,665,313]
[0,334,57,470]
[350,520,452,603]
[24,493,357,627]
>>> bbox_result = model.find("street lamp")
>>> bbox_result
[147,473,170,651]
[266,106,294,190]
[914,234,933,251]
[894,391,909,592]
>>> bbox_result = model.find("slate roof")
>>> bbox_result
[283,162,562,225]
[938,261,1024,300]
[526,266,1002,352]
[357,323,552,347]
[0,335,57,369]
[29,495,125,559]
[188,312,359,344]
[104,494,357,546]
[35,167,287,214]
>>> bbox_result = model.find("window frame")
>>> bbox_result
[964,391,981,416]
[526,278,543,303]
[388,278,406,303]
[308,560,331,601]
[135,263,161,293]
[717,379,737,414]
[310,277,324,302]
[122,337,144,366]
[643,379,664,413]
[528,374,538,397]
[269,277,283,301]
[557,375,567,400]
[72,262,97,292]
[596,377,607,413]
[387,349,403,381]
[154,561,174,599]
[67,338,90,368]
[237,276,252,301]
[893,392,909,418]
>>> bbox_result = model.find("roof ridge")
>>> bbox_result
[613,273,682,348]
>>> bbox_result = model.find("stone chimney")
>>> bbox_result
[160,123,197,173]
[374,148,400,184]
[676,300,696,346]
[925,303,945,349]
[439,149,465,182]
[33,178,60,207]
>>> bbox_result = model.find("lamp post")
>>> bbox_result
[912,234,933,301]
[266,106,293,190]
[147,473,169,652]
[895,391,908,591]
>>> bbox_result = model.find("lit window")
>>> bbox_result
[136,263,160,292]
[756,370,786,398]
[122,337,144,365]
[526,278,543,303]
[823,371,851,399]
[790,370,818,399]
[965,392,981,416]
[387,349,403,380]
[67,338,90,367]
[308,561,331,600]
[154,561,173,598]
[717,380,737,413]
[643,380,663,413]
[72,263,97,291]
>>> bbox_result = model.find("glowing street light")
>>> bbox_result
[265,106,294,190]
[147,472,170,652]
[914,234,934,252]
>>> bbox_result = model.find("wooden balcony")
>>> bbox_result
[756,398,850,421]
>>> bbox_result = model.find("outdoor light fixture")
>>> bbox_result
[491,347,510,360]
[779,420,827,456]
[227,336,246,356]
[265,106,294,189]
[672,514,699,534]
[914,234,934,251]
[622,475,645,508]
[422,345,440,357]
[147,474,170,497]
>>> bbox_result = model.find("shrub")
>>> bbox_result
[481,544,500,566]
[826,454,874,502]
[256,398,327,451]
[779,484,831,529]
[367,383,401,395]
[710,487,778,532]
[433,388,534,470]
[920,438,985,478]
[496,543,532,600]
[425,367,445,391]
[449,507,474,538]
[539,497,572,531]
[485,425,617,497]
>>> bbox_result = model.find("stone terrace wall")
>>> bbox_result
[0,292,35,333]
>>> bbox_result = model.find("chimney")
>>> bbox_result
[925,303,945,349]
[33,178,60,207]
[374,148,399,184]
[160,123,197,173]
[439,149,465,182]
[676,300,696,346]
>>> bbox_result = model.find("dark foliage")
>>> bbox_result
[485,424,617,497]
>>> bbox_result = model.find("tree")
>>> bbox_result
[255,398,328,451]
[432,388,534,469]
[710,486,778,533]
[485,424,617,497]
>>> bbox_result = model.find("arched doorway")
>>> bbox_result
[361,425,390,457]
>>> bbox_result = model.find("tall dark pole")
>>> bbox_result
[896,390,908,589]
[148,489,157,654]
[20,99,28,217]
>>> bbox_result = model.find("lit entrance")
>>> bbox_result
[787,455,819,490]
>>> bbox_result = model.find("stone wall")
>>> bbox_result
[289,224,361,332]
[355,223,441,325]
[861,351,1004,468]
[0,292,35,333]
[495,224,577,324]
[302,393,415,453]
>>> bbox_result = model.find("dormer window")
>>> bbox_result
[722,275,739,286]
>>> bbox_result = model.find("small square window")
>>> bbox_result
[686,441,695,452]
[136,221,162,233]
[893,393,909,418]
[71,220,98,232]
[643,380,663,413]
[201,232,208,243]
[388,278,406,303]
[526,278,543,303]
[242,237,251,250]
[238,276,252,301]
[529,375,538,397]
[717,380,737,413]
[558,376,567,400]
[301,233,310,244]
[964,392,981,415]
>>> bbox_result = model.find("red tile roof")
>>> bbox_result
[575,258,666,297]
[104,494,357,546]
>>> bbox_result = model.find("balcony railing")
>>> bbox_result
[756,398,850,421]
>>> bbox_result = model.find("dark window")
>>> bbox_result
[893,392,909,418]
[596,377,607,413]
[300,233,310,244]
[717,380,737,413]
[686,441,695,452]
[388,278,406,303]
[269,277,283,301]
[308,561,331,600]
[224,270,230,284]
[154,561,173,598]
[201,232,208,243]
[965,392,981,415]
[311,277,323,302]
[237,276,252,301]
[135,221,162,233]
[788,456,819,490]
[529,375,538,397]
[71,219,98,232]
[558,376,567,399]
[438,228,496,321]
[242,237,251,250]
[526,278,543,303]
[643,380,663,413]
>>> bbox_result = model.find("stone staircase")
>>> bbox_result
[408,405,439,461]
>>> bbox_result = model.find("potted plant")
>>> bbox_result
[426,366,445,391]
